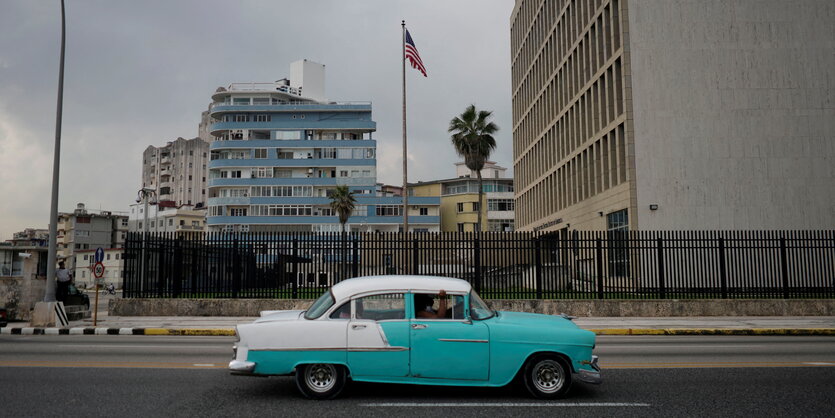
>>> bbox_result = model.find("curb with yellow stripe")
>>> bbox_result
[2,327,834,336]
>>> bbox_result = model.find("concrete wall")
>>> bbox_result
[111,298,835,317]
[629,0,835,229]
[0,253,47,321]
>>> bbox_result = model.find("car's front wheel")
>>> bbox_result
[295,363,347,400]
[522,355,572,399]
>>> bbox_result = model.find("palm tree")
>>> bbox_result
[329,185,356,233]
[448,104,499,232]
[329,185,356,279]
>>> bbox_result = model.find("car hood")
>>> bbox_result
[254,310,305,323]
[493,311,580,329]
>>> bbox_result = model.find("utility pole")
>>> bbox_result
[44,0,67,302]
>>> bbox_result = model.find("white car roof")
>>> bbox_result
[330,275,472,301]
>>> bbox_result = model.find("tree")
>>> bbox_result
[329,184,356,232]
[448,104,499,232]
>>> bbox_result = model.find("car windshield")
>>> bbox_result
[469,290,495,320]
[304,290,335,320]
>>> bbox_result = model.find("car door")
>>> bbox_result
[346,293,410,377]
[409,292,490,380]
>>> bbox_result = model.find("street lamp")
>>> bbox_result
[136,188,157,233]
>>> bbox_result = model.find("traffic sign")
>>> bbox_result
[93,262,105,279]
[95,247,105,263]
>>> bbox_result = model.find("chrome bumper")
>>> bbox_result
[575,355,602,384]
[228,360,256,375]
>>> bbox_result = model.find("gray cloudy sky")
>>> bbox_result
[0,0,514,240]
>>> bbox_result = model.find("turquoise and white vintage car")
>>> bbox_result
[229,275,601,399]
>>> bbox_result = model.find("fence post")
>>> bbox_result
[596,237,604,300]
[352,236,360,278]
[780,236,789,299]
[173,236,183,298]
[657,237,665,299]
[718,237,727,299]
[291,238,299,299]
[156,234,164,298]
[412,237,419,275]
[232,237,241,298]
[474,233,482,293]
[534,238,542,299]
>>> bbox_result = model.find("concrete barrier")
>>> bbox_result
[110,298,835,317]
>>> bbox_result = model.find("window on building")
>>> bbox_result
[472,202,480,212]
[234,114,249,122]
[254,149,268,159]
[419,207,428,216]
[457,202,464,213]
[606,209,630,278]
[275,131,301,140]
[255,115,271,122]
[375,205,402,216]
[457,223,465,232]
[487,199,514,211]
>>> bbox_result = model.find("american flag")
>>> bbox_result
[405,29,427,77]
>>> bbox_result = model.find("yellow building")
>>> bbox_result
[410,162,514,232]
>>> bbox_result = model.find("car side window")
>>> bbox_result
[355,293,405,321]
[329,302,351,319]
[414,293,465,320]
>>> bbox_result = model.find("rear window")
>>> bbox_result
[304,291,334,320]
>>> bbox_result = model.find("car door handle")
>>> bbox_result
[411,324,427,330]
[351,324,366,330]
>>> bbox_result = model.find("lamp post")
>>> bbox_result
[44,0,67,302]
[136,188,156,294]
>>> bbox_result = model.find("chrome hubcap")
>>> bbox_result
[532,359,565,393]
[305,364,336,393]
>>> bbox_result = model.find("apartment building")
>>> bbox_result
[141,137,210,208]
[511,0,835,233]
[127,203,207,234]
[205,59,440,233]
[56,203,128,269]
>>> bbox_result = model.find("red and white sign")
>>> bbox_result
[93,262,105,279]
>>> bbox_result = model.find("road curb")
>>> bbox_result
[589,328,835,336]
[3,326,834,336]
[0,327,236,336]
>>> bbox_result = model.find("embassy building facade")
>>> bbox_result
[206,60,440,233]
[511,0,835,233]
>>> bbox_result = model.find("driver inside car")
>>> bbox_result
[415,290,450,319]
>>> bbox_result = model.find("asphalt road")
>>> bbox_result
[1,335,833,417]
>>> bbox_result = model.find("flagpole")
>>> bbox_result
[401,20,409,234]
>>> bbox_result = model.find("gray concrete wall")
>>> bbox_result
[111,298,835,317]
[628,0,835,229]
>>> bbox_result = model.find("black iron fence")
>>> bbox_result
[122,230,835,299]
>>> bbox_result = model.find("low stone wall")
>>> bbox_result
[111,298,835,317]
[0,277,46,321]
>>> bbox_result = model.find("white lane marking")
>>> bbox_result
[599,345,761,349]
[803,362,835,366]
[193,364,216,367]
[362,403,650,407]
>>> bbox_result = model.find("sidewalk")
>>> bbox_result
[3,310,835,336]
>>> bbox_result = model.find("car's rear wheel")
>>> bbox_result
[522,355,572,399]
[295,363,347,400]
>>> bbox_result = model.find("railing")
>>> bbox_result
[209,101,372,111]
[122,230,835,299]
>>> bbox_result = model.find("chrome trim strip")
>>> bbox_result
[248,347,409,352]
[437,338,488,343]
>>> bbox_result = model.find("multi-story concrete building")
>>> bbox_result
[511,0,835,234]
[141,137,210,208]
[56,204,128,269]
[73,248,125,289]
[127,203,207,234]
[205,59,440,233]
[410,162,515,232]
